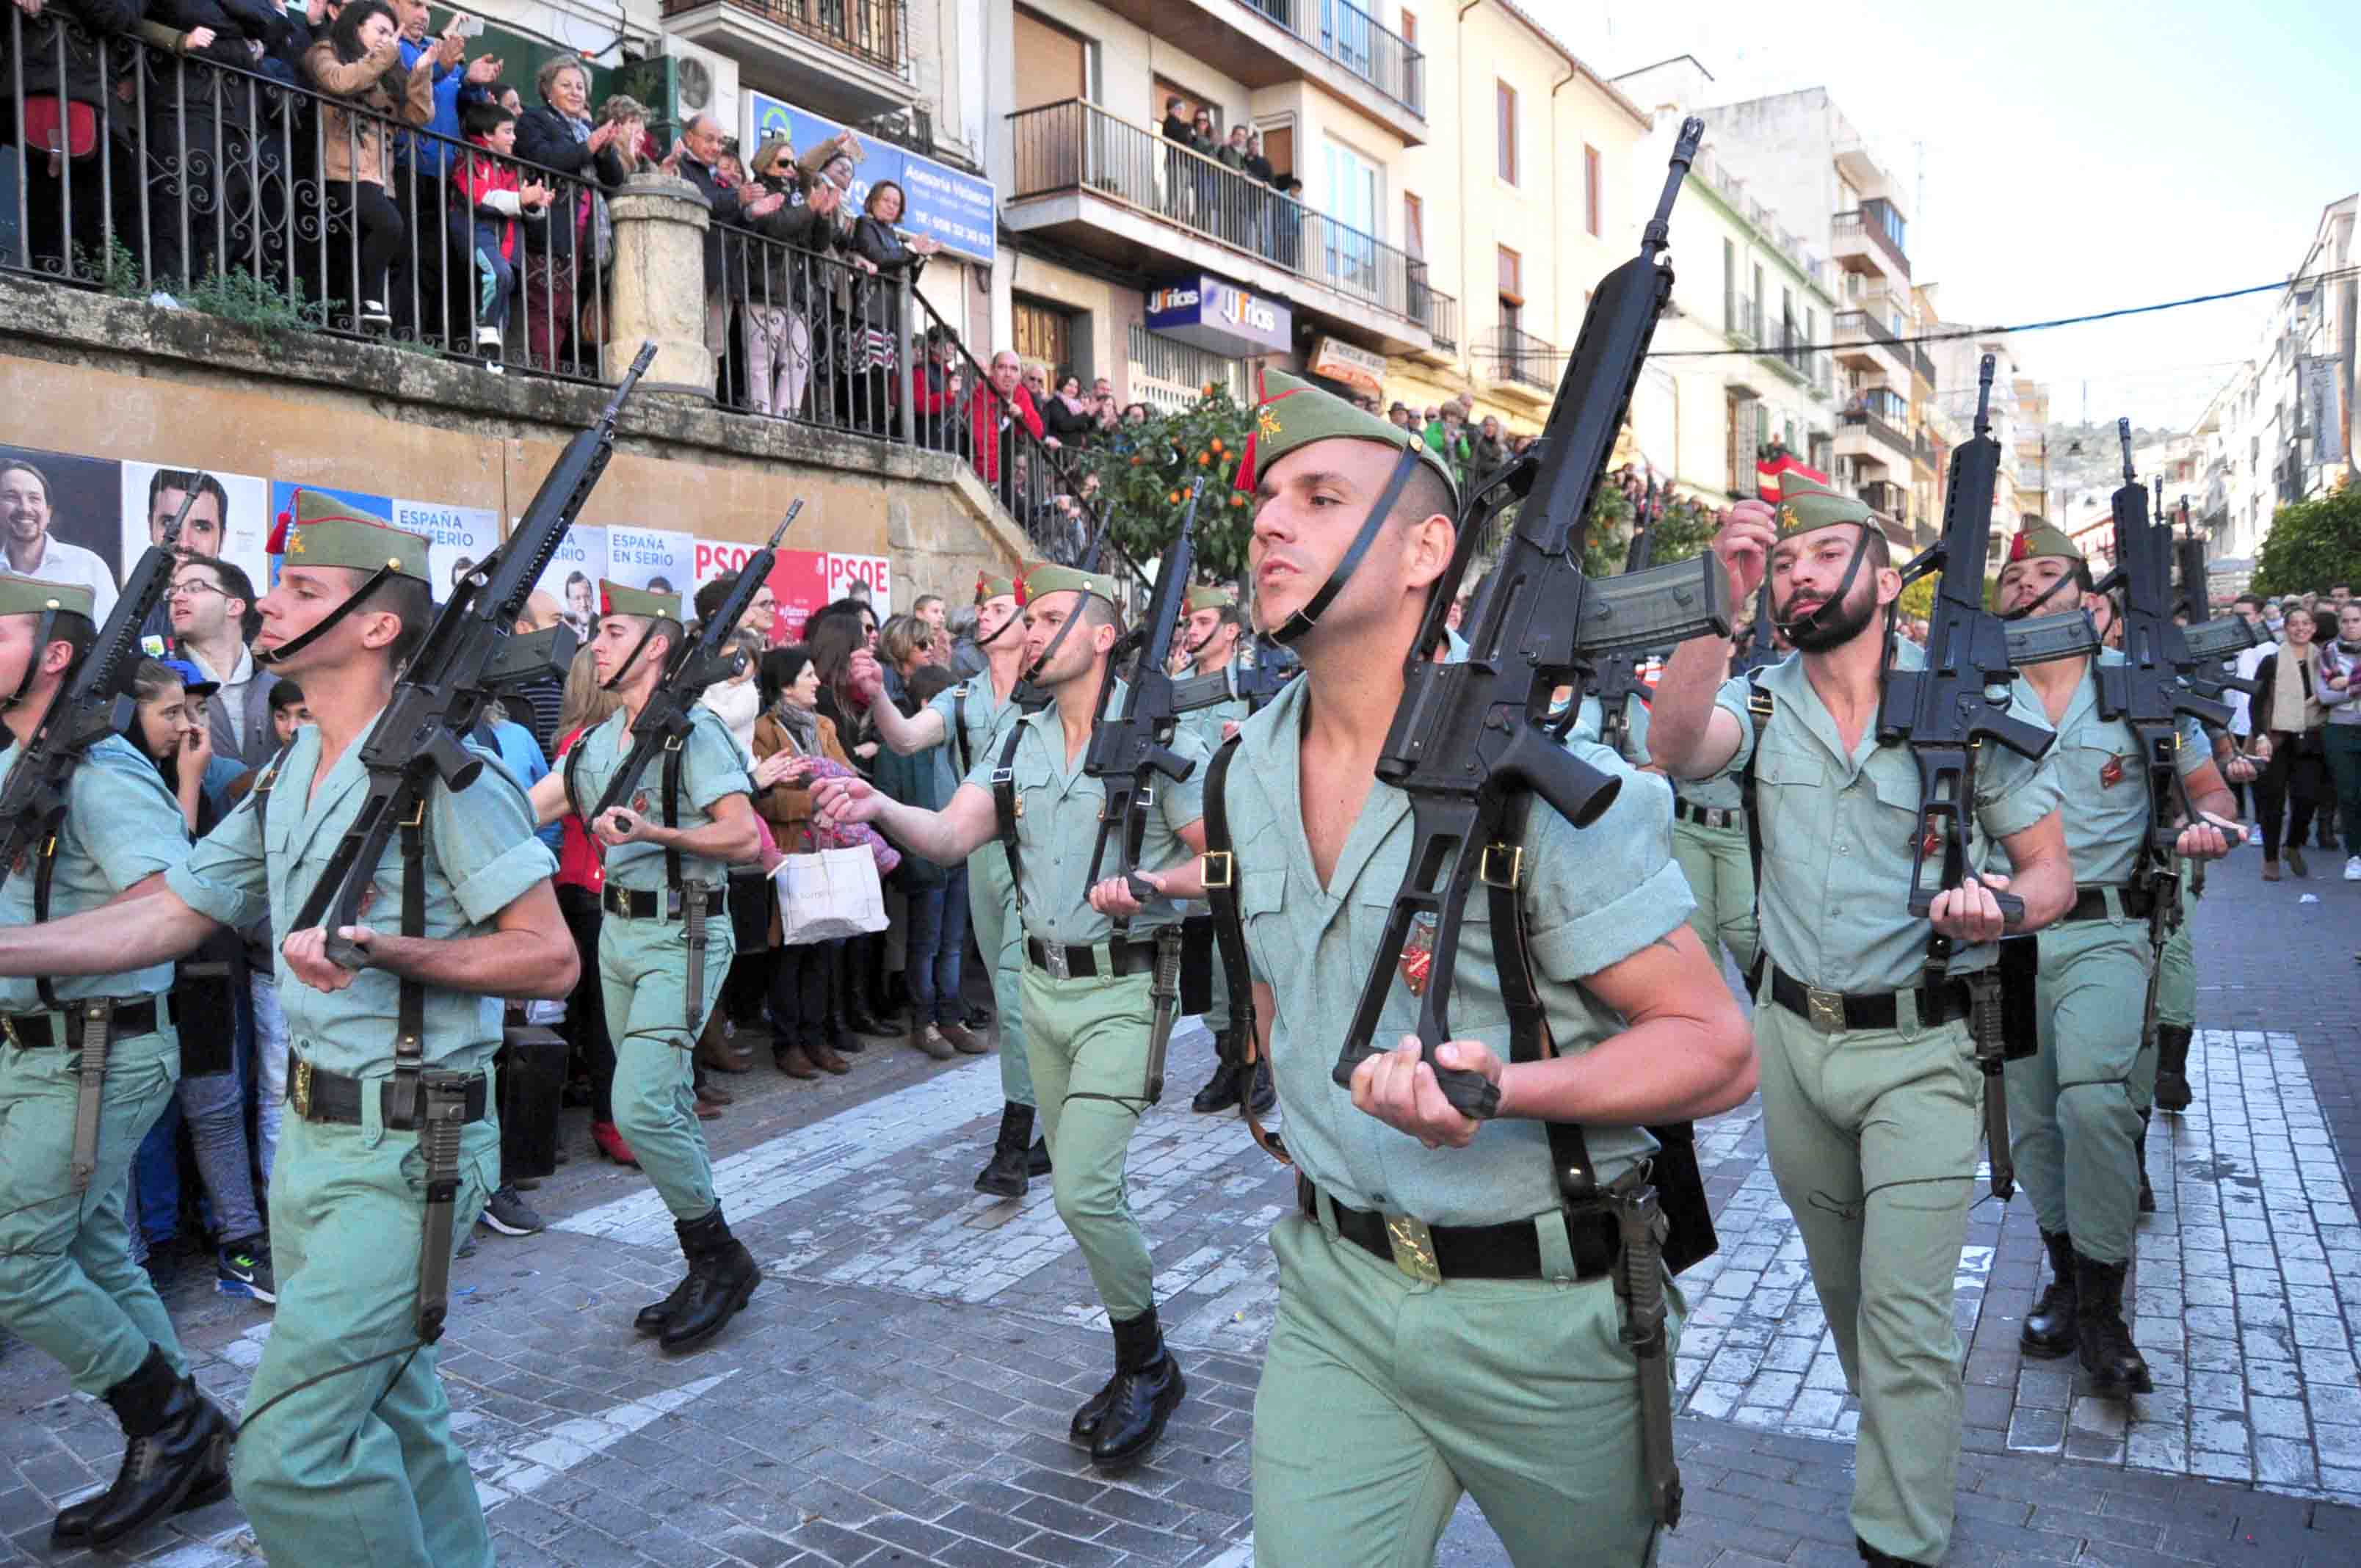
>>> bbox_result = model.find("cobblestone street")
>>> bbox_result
[1,854,2354,1567]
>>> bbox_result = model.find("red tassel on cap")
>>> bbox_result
[266,509,291,555]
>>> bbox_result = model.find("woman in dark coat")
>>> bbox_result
[512,55,631,371]
[844,178,940,435]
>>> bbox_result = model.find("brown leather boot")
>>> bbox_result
[773,1042,818,1080]
[695,1012,751,1074]
[805,1037,851,1075]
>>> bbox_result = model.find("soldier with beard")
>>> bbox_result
[1651,473,2075,1567]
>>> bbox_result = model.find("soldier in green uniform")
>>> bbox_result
[1992,526,2237,1395]
[813,565,1209,1473]
[0,495,578,1567]
[0,580,233,1550]
[1652,473,2076,1567]
[1118,371,1754,1565]
[1170,584,1275,1118]
[854,573,1052,1196]
[526,581,764,1350]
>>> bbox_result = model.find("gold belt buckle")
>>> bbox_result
[1806,985,1846,1034]
[1385,1213,1443,1285]
[1044,942,1071,981]
[1,1015,18,1049]
[290,1058,314,1119]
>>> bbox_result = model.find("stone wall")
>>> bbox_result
[0,273,1029,609]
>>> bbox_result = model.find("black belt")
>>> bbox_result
[1,996,167,1050]
[1023,936,1159,980]
[1299,1175,1620,1282]
[288,1057,490,1129]
[1766,964,1973,1034]
[603,885,725,921]
[1672,798,1744,830]
[2062,885,2156,923]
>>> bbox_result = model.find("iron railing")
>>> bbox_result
[1834,309,1905,358]
[659,0,911,81]
[1840,407,1910,456]
[1007,99,1443,337]
[1231,0,1424,114]
[1726,291,1758,345]
[1479,325,1560,391]
[1832,199,1910,277]
[1,9,614,379]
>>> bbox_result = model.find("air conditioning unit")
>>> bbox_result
[664,35,737,139]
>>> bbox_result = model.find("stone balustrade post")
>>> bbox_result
[603,174,713,397]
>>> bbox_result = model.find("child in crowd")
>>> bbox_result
[456,101,556,364]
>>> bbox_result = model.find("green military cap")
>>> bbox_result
[0,577,95,623]
[1236,367,1458,506]
[598,579,678,620]
[1018,562,1117,606]
[2006,520,2083,565]
[272,489,429,580]
[974,571,1019,604]
[1772,469,1874,537]
[1184,584,1236,614]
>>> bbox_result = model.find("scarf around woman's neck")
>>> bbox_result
[772,698,819,753]
[2270,640,2321,733]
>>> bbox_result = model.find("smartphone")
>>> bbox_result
[450,13,484,36]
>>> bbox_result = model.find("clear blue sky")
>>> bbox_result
[1564,0,2355,429]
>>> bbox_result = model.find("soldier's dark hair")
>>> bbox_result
[647,616,686,655]
[380,575,434,668]
[1388,464,1457,534]
[1076,592,1126,642]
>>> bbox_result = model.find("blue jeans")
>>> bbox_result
[471,220,516,334]
[131,988,263,1252]
[904,865,969,1026]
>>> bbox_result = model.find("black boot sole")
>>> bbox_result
[1089,1366,1186,1473]
[1192,1092,1242,1114]
[2088,1365,2155,1396]
[659,1269,761,1353]
[2019,1329,2076,1359]
[974,1165,1029,1199]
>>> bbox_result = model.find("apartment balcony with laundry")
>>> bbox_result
[1832,196,1910,288]
[1089,0,1427,142]
[661,0,913,120]
[1005,99,1448,355]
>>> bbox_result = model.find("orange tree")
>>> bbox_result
[1073,385,1257,582]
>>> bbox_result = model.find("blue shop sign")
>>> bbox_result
[1145,273,1293,358]
[746,91,995,265]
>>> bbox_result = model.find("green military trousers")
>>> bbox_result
[2005,910,2153,1266]
[1754,995,1979,1567]
[0,1026,185,1393]
[234,1105,499,1567]
[1669,815,1759,975]
[968,842,1033,1108]
[1250,1213,1675,1567]
[1020,959,1157,1319]
[603,909,733,1221]
[2154,870,2195,1031]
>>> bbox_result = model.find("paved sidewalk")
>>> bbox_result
[0,855,2354,1566]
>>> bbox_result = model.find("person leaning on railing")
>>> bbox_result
[512,54,631,371]
[297,0,435,330]
[127,0,295,297]
[2,0,139,279]
[736,147,844,420]
[845,177,940,440]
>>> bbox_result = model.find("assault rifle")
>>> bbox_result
[1876,355,2056,1203]
[1083,479,1202,901]
[1169,652,1295,716]
[2171,504,2261,702]
[0,485,197,897]
[1330,117,1730,1117]
[1590,485,1664,759]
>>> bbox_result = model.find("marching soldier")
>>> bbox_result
[1651,473,2075,1568]
[855,573,1053,1196]
[0,496,577,1565]
[1993,526,2236,1395]
[527,581,765,1351]
[0,579,230,1550]
[1128,374,1754,1564]
[1169,583,1274,1118]
[817,563,1208,1472]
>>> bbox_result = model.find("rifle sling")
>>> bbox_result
[952,685,973,779]
[1201,736,1288,1165]
[1272,443,1423,647]
[1486,794,1600,1208]
[30,804,68,1012]
[992,725,1029,921]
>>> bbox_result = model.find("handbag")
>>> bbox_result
[773,843,888,945]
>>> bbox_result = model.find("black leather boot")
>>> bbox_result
[975,1103,1034,1199]
[1856,1535,1934,1567]
[2021,1229,2078,1358]
[659,1207,763,1351]
[1244,1060,1276,1116]
[1069,1371,1120,1445]
[2074,1252,2152,1395]
[636,1272,696,1336]
[1191,1056,1242,1114]
[2153,1023,2194,1112]
[1089,1307,1185,1472]
[1028,1136,1052,1177]
[2137,1111,2156,1214]
[70,1347,233,1549]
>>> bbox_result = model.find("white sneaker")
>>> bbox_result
[475,325,503,351]
[2344,855,2361,882]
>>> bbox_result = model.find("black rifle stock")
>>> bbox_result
[1331,118,1728,1114]
[0,485,198,895]
[292,342,657,971]
[1876,354,2053,926]
[584,498,804,827]
[1082,479,1203,899]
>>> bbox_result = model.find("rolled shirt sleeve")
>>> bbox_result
[1525,746,1694,981]
[429,769,559,925]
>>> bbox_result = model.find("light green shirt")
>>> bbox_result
[1705,640,2062,992]
[0,735,188,1010]
[926,669,1023,781]
[563,705,752,892]
[1219,675,1695,1228]
[2017,650,2210,888]
[960,681,1208,945]
[166,717,556,1076]
[1569,691,1651,768]
[1175,656,1253,758]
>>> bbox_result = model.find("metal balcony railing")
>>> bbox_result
[1479,325,1561,391]
[1834,310,1905,357]
[1727,292,1759,345]
[1860,479,1907,518]
[1841,407,1910,457]
[1007,99,1444,335]
[1233,0,1426,114]
[660,0,912,81]
[1832,200,1910,278]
